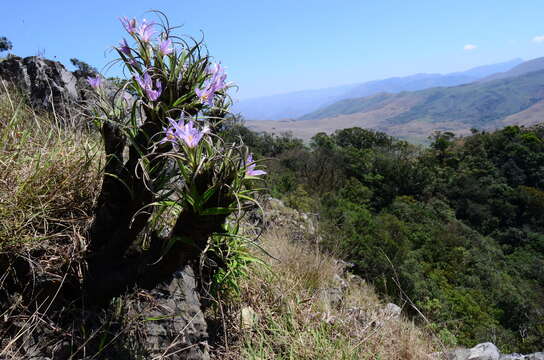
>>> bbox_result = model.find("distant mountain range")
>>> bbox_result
[246,57,544,143]
[233,58,523,120]
[232,83,358,121]
[479,57,544,83]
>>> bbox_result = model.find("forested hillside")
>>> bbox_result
[225,123,544,353]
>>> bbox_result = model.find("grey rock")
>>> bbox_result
[441,346,543,360]
[138,265,209,360]
[333,273,348,290]
[446,348,471,360]
[3,265,210,360]
[0,56,80,114]
[241,306,259,330]
[468,342,500,360]
[384,303,402,318]
[500,354,525,360]
[526,353,544,360]
[500,353,544,360]
[444,343,499,360]
[335,259,355,270]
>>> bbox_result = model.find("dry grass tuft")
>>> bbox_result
[0,82,101,248]
[213,223,440,359]
[0,82,103,358]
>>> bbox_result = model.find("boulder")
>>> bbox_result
[467,343,500,360]
[0,56,80,115]
[444,343,500,360]
[1,264,209,359]
[384,303,402,318]
[442,345,544,360]
[447,348,472,360]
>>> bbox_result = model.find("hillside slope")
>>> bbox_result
[236,124,544,354]
[0,82,441,360]
[215,199,440,359]
[301,68,544,122]
[344,58,522,99]
[234,58,522,121]
[250,67,544,142]
[479,56,544,82]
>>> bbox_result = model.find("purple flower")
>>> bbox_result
[120,17,137,34]
[135,72,162,101]
[195,63,228,106]
[158,38,173,55]
[118,38,131,55]
[137,19,155,42]
[178,120,207,148]
[86,76,102,90]
[146,81,162,101]
[245,154,266,177]
[160,117,208,149]
[135,73,148,90]
[195,86,215,106]
[159,118,183,150]
[208,63,227,91]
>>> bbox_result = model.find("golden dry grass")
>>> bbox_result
[214,222,441,360]
[0,82,103,358]
[0,81,102,249]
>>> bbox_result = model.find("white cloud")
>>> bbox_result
[532,35,544,43]
[463,44,477,51]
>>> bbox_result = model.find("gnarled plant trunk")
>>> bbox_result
[82,111,232,307]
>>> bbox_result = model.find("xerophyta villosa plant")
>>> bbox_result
[83,11,266,305]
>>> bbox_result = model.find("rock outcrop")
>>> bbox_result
[0,56,80,115]
[136,265,209,360]
[263,197,317,240]
[440,342,544,360]
[1,265,209,359]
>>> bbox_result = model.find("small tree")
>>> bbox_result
[70,57,97,78]
[0,36,12,53]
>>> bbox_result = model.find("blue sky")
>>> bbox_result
[2,0,544,99]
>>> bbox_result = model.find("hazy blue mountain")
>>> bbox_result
[231,83,358,121]
[388,69,544,126]
[479,57,544,82]
[300,57,542,121]
[299,67,544,127]
[344,58,523,99]
[250,67,544,143]
[234,58,523,120]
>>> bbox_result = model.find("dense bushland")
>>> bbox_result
[226,123,544,353]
